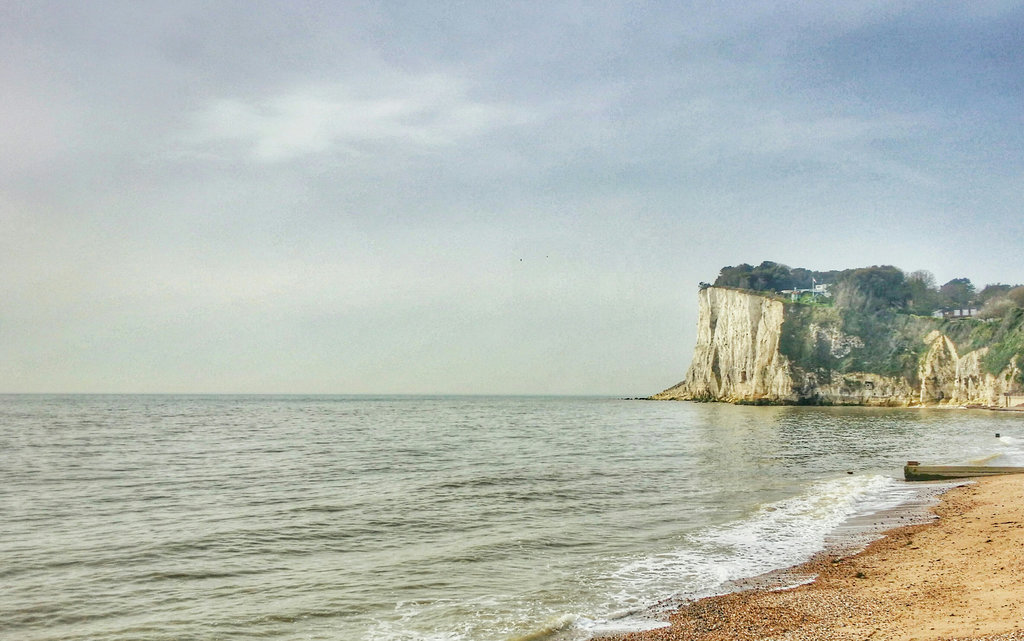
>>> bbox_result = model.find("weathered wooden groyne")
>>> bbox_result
[904,461,1024,481]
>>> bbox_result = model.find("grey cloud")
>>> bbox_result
[187,73,535,163]
[2,1,1023,393]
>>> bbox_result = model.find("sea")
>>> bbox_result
[3,395,1024,641]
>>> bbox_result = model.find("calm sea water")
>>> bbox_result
[2,395,1023,641]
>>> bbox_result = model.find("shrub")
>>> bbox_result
[978,297,1016,320]
[1008,286,1024,308]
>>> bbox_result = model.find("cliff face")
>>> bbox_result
[918,330,1021,406]
[653,288,794,402]
[655,287,1021,406]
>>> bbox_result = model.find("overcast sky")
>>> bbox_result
[3,1,1023,395]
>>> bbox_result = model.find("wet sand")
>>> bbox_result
[611,475,1024,641]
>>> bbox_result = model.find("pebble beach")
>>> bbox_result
[610,475,1024,641]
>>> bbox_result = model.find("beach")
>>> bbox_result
[612,475,1024,641]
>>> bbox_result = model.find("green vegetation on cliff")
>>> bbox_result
[778,302,936,384]
[941,308,1024,377]
[717,261,1024,385]
[711,260,1024,317]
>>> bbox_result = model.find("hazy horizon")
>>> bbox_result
[3,2,1022,395]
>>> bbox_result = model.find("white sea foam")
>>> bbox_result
[992,434,1024,465]
[597,474,915,623]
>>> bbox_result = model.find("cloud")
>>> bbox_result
[190,72,531,162]
[3,1,1023,393]
[663,98,938,160]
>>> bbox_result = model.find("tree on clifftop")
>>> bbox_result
[833,265,909,312]
[714,261,794,292]
[905,270,938,314]
[939,277,976,308]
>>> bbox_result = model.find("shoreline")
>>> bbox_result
[642,396,1024,412]
[603,475,1024,641]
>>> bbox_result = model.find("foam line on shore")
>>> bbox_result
[607,475,1024,640]
[573,475,959,640]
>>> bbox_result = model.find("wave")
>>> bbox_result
[582,474,930,634]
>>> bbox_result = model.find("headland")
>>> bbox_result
[654,263,1024,407]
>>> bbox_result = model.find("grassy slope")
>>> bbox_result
[777,302,1024,386]
[945,307,1024,376]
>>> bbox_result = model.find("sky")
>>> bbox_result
[2,1,1023,395]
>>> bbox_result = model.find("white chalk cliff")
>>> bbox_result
[654,287,1020,406]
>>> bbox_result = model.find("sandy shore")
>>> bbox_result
[610,475,1024,641]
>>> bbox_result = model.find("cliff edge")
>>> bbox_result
[654,287,1022,406]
